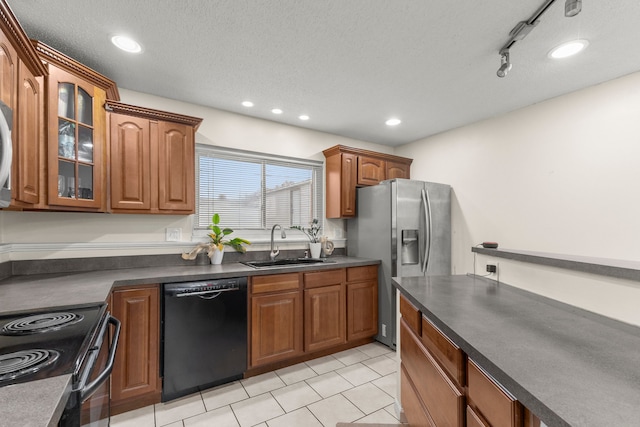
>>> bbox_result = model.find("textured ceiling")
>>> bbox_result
[8,1,640,146]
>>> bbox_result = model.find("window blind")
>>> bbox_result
[196,145,323,231]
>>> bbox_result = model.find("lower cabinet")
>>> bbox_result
[400,320,465,427]
[346,265,378,341]
[304,269,346,352]
[399,294,540,427]
[110,285,161,415]
[249,266,379,371]
[250,274,303,367]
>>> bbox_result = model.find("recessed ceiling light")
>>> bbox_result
[385,118,402,126]
[271,108,283,114]
[299,115,310,121]
[111,35,142,53]
[242,101,254,107]
[549,39,589,59]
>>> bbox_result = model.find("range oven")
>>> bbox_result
[0,303,120,426]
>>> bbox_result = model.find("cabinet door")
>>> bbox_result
[0,34,16,107]
[47,66,106,210]
[347,279,378,341]
[386,160,410,179]
[251,290,303,367]
[157,121,194,212]
[111,286,161,408]
[304,284,346,352]
[109,113,151,210]
[13,61,42,205]
[401,365,436,427]
[401,321,465,427]
[357,156,385,186]
[340,152,357,217]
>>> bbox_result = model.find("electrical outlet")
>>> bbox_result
[486,264,497,273]
[381,324,387,337]
[166,228,182,242]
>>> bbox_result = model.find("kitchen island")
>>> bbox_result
[393,274,640,427]
[0,256,379,427]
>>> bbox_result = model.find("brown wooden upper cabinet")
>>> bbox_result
[106,101,202,214]
[35,41,120,212]
[323,145,412,218]
[0,4,48,209]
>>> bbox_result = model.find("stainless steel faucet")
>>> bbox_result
[270,224,286,260]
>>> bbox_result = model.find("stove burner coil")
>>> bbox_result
[1,312,84,335]
[0,349,60,381]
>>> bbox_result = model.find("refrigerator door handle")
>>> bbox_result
[421,188,432,274]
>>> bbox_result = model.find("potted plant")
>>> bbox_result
[182,213,250,264]
[292,218,322,258]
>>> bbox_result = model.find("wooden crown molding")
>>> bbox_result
[32,40,120,101]
[0,0,47,76]
[322,144,413,164]
[105,100,203,130]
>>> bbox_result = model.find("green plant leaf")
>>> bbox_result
[212,213,220,225]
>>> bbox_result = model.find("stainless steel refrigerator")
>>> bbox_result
[347,178,451,348]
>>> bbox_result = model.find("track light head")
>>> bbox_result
[496,51,512,78]
[565,0,582,17]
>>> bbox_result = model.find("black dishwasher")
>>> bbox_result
[162,277,247,401]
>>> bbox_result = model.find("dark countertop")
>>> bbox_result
[393,274,640,427]
[0,256,379,427]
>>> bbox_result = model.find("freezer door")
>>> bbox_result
[394,179,451,277]
[393,179,427,277]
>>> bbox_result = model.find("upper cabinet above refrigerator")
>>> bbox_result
[323,144,413,218]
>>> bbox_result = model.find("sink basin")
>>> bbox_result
[241,258,335,268]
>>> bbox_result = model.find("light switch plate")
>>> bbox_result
[166,228,182,242]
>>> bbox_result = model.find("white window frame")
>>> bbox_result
[193,144,324,247]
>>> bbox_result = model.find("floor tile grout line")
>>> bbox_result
[133,343,396,427]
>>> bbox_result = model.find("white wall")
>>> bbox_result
[396,71,640,327]
[0,89,394,259]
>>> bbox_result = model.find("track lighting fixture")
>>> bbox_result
[496,51,512,78]
[564,0,582,17]
[495,0,584,77]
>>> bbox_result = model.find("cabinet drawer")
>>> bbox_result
[251,273,300,294]
[400,321,464,427]
[346,265,378,282]
[421,315,465,387]
[468,359,522,427]
[303,269,345,289]
[399,295,421,336]
[401,365,435,427]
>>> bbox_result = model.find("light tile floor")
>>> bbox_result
[111,342,403,427]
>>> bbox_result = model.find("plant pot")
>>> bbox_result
[309,242,322,259]
[210,248,224,265]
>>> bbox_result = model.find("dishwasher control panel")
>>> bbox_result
[164,277,247,297]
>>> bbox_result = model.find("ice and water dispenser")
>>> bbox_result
[401,229,419,265]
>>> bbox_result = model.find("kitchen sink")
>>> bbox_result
[241,258,335,268]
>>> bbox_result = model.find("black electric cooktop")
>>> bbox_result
[0,304,106,387]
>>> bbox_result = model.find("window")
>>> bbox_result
[195,145,323,238]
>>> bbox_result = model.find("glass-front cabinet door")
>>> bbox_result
[48,66,105,210]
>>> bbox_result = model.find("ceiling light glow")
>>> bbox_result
[111,35,142,53]
[242,101,254,107]
[549,39,589,59]
[385,118,401,126]
[271,108,283,114]
[299,115,310,121]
